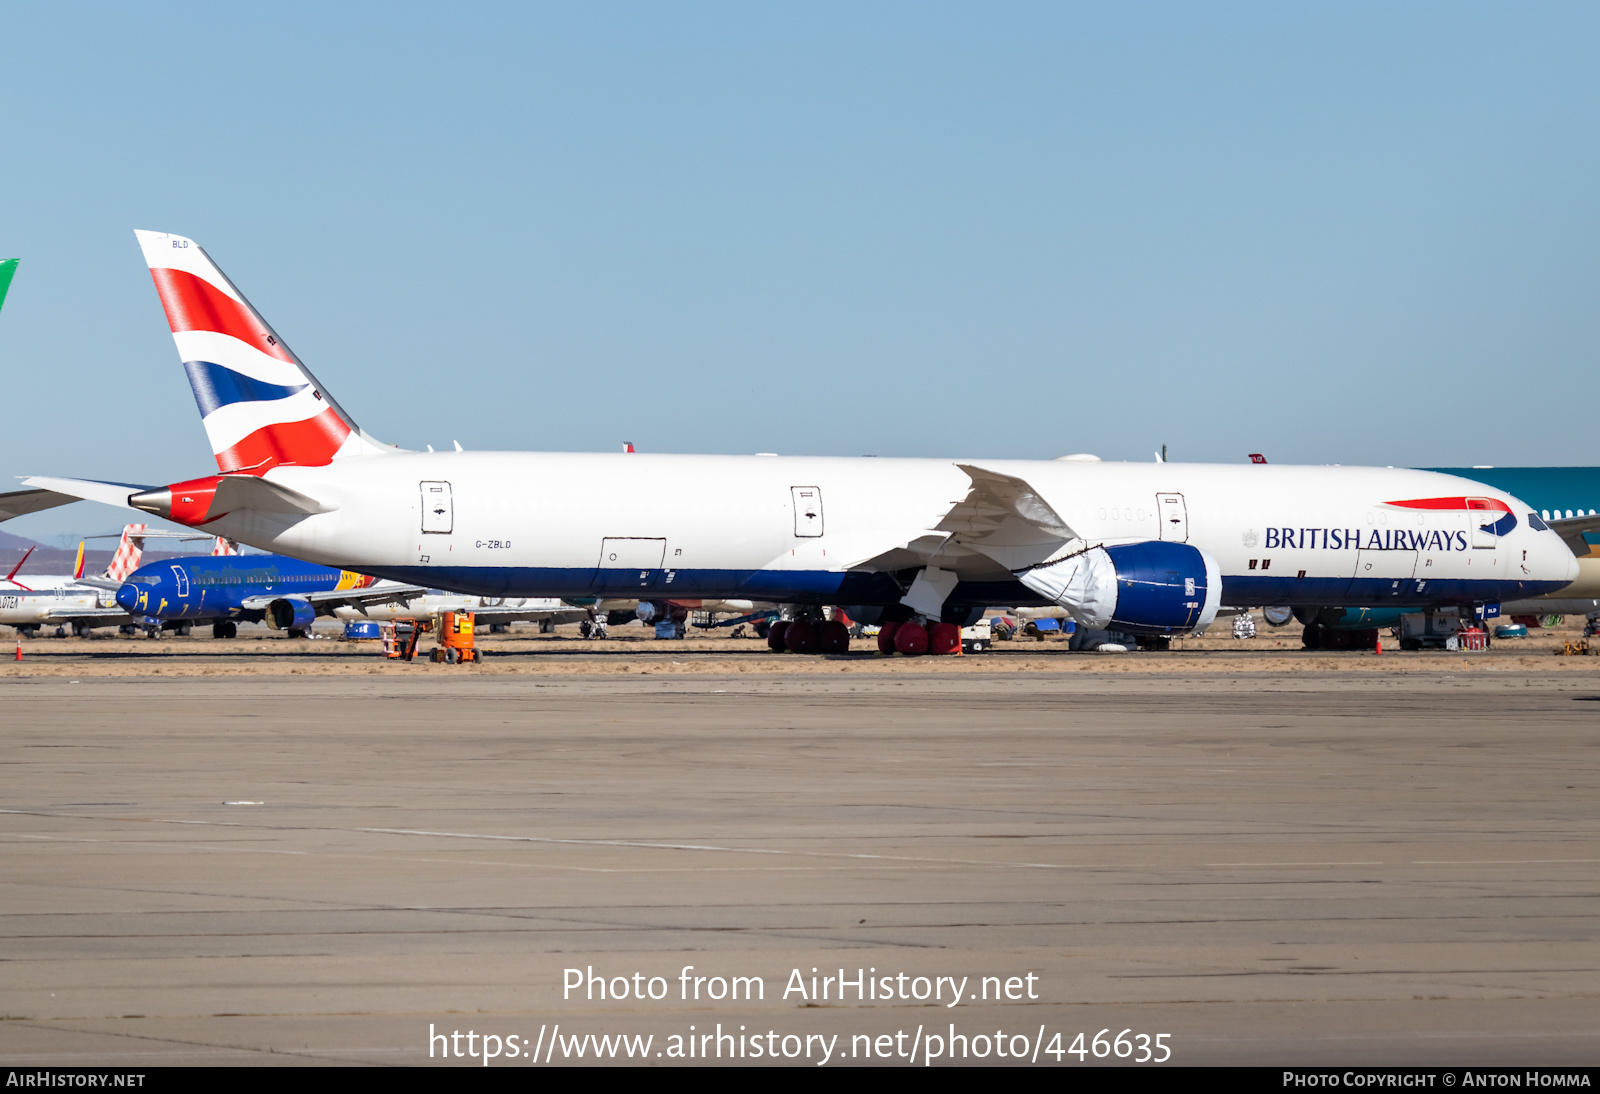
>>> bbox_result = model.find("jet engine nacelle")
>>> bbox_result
[264,597,316,631]
[1017,540,1220,636]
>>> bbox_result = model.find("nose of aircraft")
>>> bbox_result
[115,583,139,612]
[1563,541,1582,583]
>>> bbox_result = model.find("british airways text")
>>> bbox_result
[1265,528,1471,551]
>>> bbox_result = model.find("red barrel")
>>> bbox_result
[927,622,961,655]
[767,620,790,652]
[784,619,818,653]
[876,621,902,654]
[894,621,929,655]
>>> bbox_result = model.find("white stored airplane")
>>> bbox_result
[9,230,1582,646]
[0,524,153,635]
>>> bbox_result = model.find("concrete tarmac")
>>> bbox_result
[1,671,1598,1067]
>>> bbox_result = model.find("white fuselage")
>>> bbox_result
[184,454,1578,610]
[0,577,112,626]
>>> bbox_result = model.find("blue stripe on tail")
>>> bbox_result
[182,360,307,417]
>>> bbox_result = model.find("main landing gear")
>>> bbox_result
[874,620,961,656]
[763,615,964,656]
[765,617,852,654]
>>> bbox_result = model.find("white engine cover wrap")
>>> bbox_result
[1017,547,1119,628]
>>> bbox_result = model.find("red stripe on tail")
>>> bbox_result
[148,268,295,363]
[215,407,351,473]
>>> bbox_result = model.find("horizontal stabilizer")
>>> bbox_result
[0,487,83,523]
[212,475,337,516]
[17,477,152,512]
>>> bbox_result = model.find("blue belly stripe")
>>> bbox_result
[361,566,1571,610]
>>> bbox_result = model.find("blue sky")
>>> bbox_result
[2,2,1597,544]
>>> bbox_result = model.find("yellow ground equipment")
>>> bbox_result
[431,611,482,664]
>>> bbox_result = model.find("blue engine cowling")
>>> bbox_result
[1017,540,1221,637]
[264,597,316,631]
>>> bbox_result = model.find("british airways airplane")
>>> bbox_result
[12,231,1581,644]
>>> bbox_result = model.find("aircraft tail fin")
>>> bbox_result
[211,536,238,556]
[133,231,392,474]
[72,541,85,580]
[104,524,147,582]
[5,546,35,585]
[0,259,17,318]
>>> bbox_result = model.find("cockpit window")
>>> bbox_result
[1528,511,1550,531]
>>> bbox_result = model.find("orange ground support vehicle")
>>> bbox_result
[381,620,427,660]
[430,611,481,664]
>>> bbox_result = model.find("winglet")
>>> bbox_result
[5,546,35,584]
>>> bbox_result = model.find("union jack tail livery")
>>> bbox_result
[134,231,389,474]
[105,524,148,582]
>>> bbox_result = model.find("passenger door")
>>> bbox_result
[420,481,453,535]
[792,487,824,537]
[592,537,668,590]
[1155,493,1188,542]
[1469,497,1501,550]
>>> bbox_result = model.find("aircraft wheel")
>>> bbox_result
[144,627,161,639]
[876,621,902,654]
[287,627,306,639]
[176,623,192,637]
[784,619,818,653]
[894,622,929,656]
[766,620,790,652]
[72,623,91,638]
[1301,623,1323,649]
[815,620,850,654]
[753,619,770,639]
[927,622,961,655]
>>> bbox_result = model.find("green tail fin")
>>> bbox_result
[0,259,17,317]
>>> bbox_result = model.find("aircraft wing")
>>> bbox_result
[842,464,1081,576]
[42,607,131,623]
[470,606,589,625]
[0,487,87,522]
[241,584,430,614]
[1549,514,1600,557]
[73,577,123,592]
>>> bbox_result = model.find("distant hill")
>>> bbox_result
[0,529,44,552]
[3,542,188,578]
